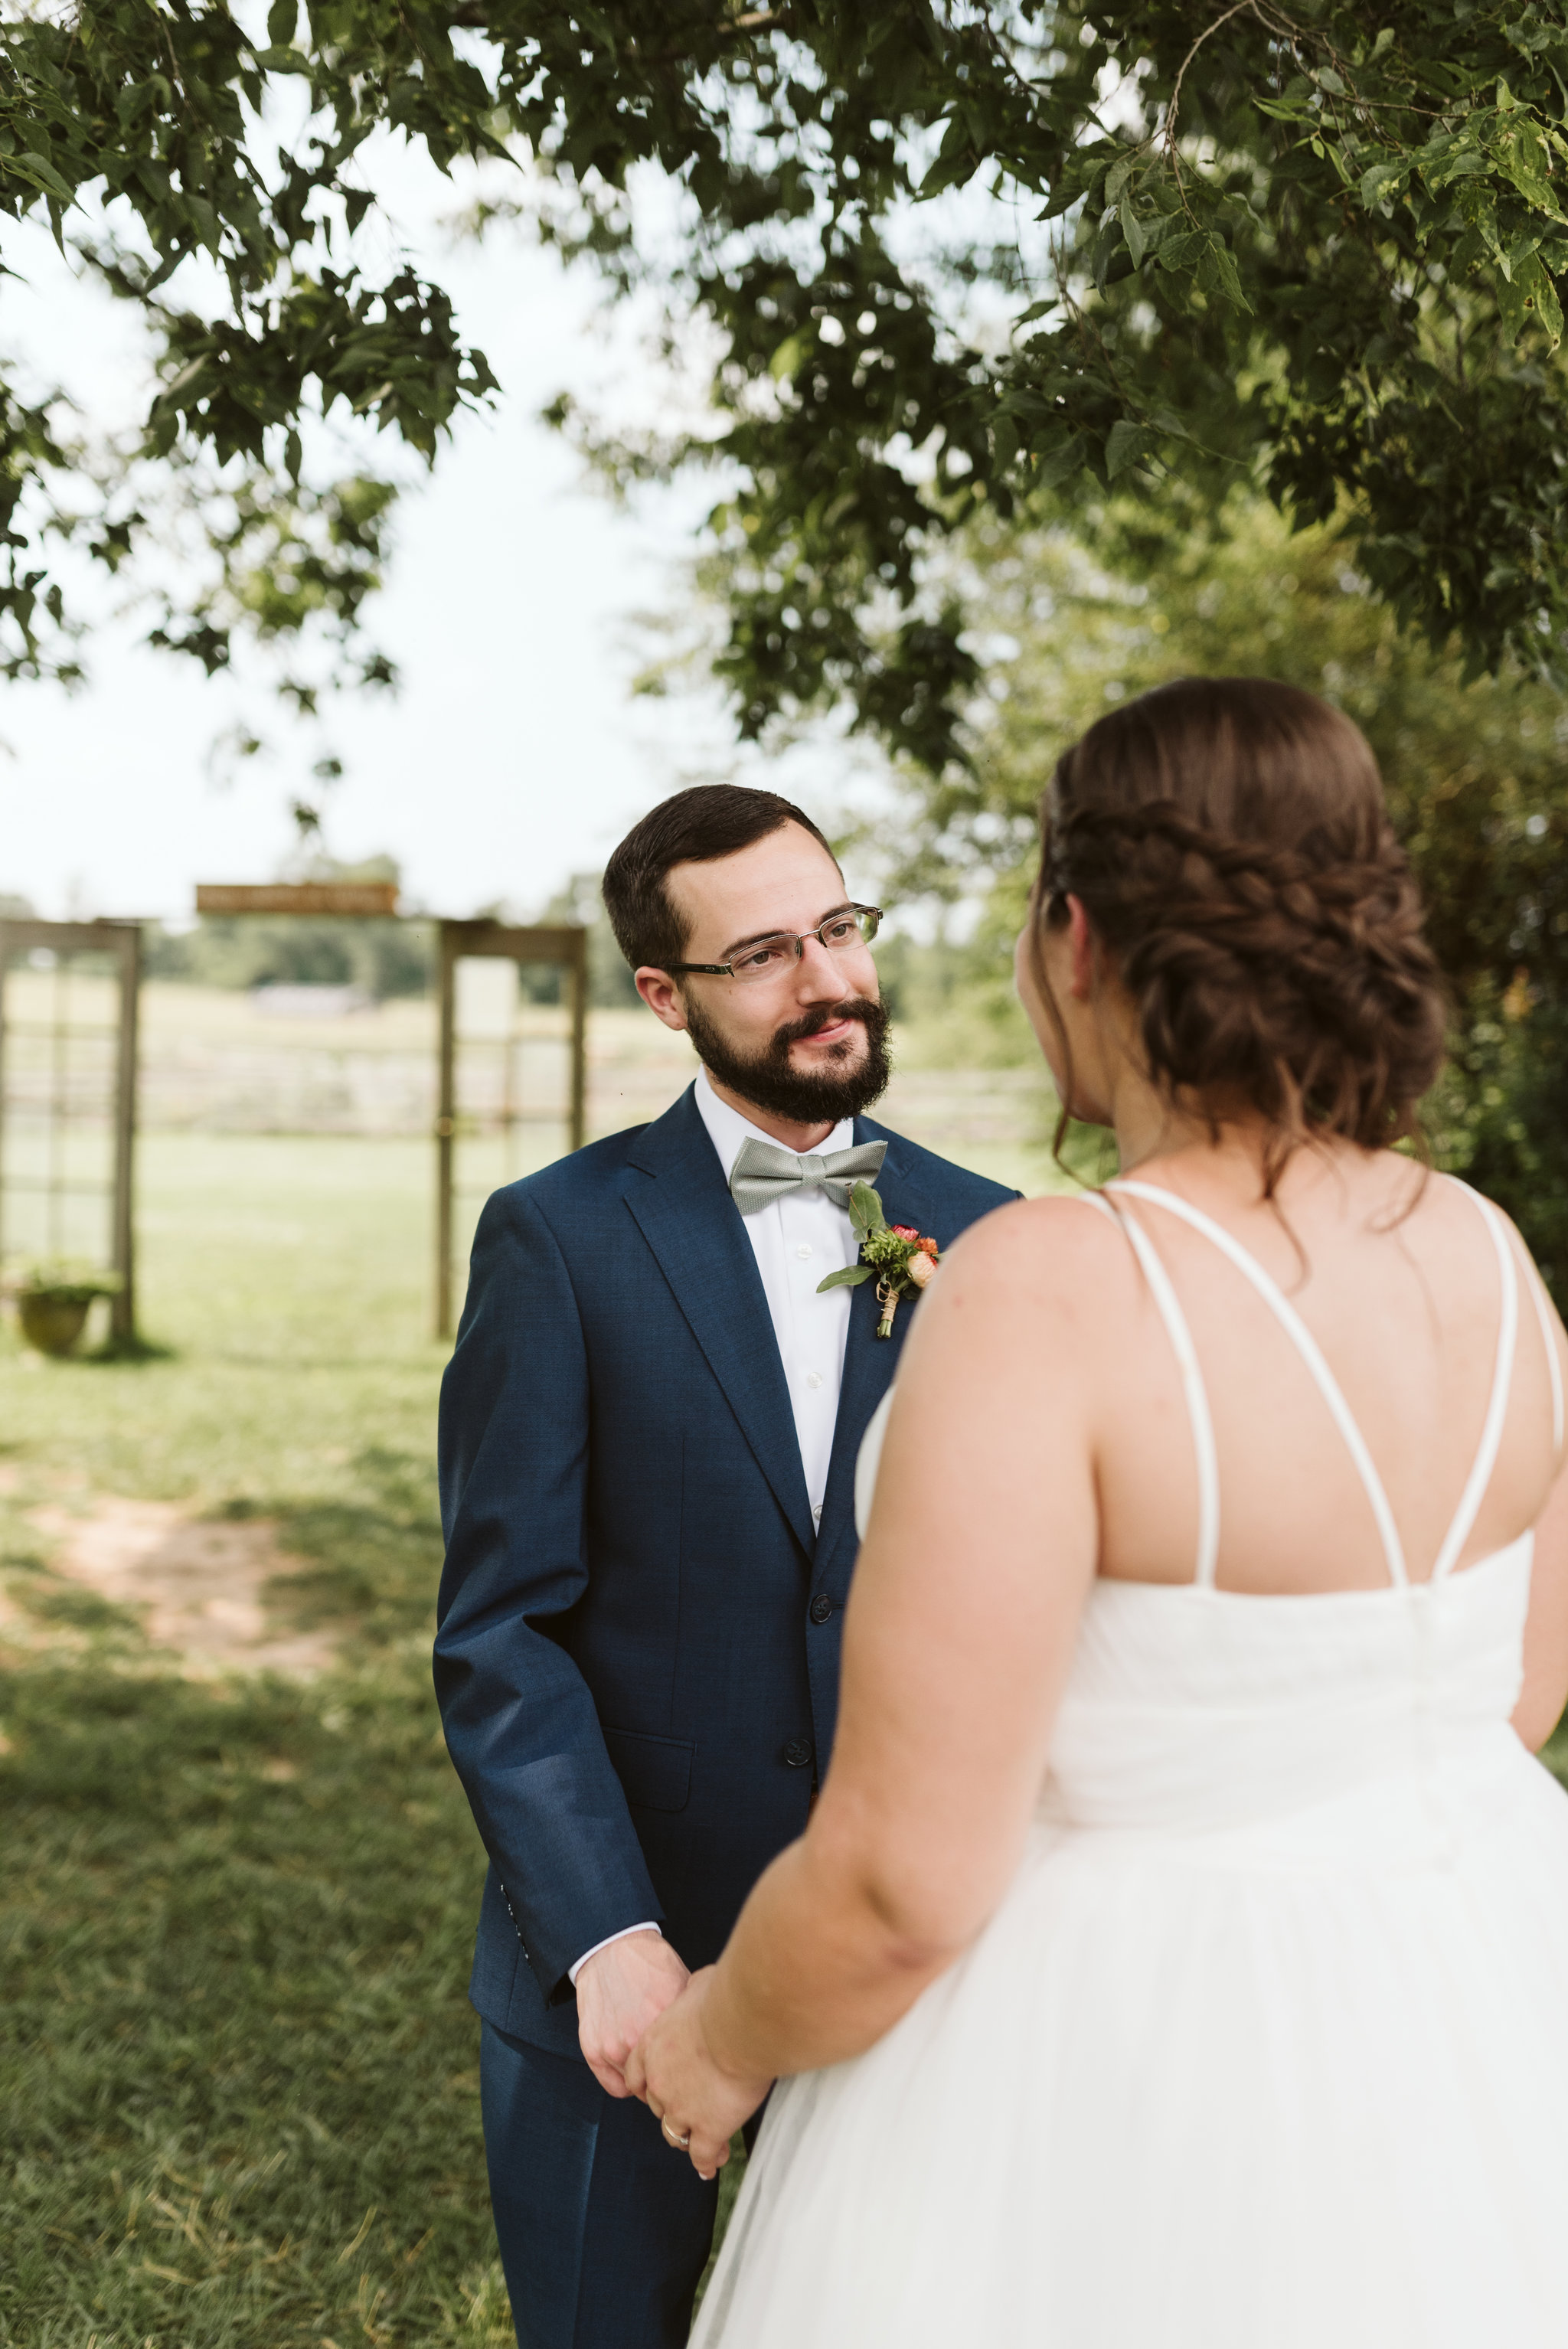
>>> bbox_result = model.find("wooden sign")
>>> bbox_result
[194,881,399,918]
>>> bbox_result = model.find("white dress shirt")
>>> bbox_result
[692,1065,860,1524]
[570,1067,863,1987]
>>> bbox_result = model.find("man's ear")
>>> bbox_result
[636,968,688,1031]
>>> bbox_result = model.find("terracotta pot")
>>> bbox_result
[18,1294,92,1357]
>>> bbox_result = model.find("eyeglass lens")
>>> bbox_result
[729,906,880,982]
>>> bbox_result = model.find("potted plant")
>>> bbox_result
[7,1262,123,1357]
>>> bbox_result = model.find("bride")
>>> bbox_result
[627,675,1568,2346]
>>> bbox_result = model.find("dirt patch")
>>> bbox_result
[24,1500,339,1678]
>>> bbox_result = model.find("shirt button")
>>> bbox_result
[809,1593,833,1624]
[796,1243,812,1260]
[806,1371,822,1390]
[782,1738,814,1769]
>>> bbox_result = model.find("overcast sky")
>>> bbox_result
[0,145,871,925]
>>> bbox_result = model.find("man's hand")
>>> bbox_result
[625,1968,773,2180]
[576,1932,691,2098]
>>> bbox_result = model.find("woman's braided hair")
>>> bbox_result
[1036,678,1447,1183]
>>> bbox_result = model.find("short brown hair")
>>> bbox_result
[603,784,836,972]
[1034,677,1448,1183]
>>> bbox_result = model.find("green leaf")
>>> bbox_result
[10,152,75,206]
[848,1180,885,1237]
[815,1263,874,1292]
[266,0,297,44]
[1119,198,1148,270]
[1195,234,1252,312]
[1105,419,1149,479]
[1498,126,1566,221]
[1035,432,1086,487]
[1155,228,1207,273]
[1361,160,1407,210]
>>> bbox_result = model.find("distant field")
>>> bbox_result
[2,973,1065,1287]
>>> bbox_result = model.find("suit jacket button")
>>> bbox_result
[808,1594,833,1624]
[782,1737,814,1769]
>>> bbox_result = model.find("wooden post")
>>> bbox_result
[433,920,590,1341]
[436,921,459,1344]
[0,917,142,1345]
[111,923,142,1345]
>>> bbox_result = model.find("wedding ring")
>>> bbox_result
[662,2119,691,2149]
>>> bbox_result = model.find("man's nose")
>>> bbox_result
[793,933,847,995]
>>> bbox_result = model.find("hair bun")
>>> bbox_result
[1038,681,1449,1169]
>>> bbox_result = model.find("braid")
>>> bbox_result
[1035,684,1449,1181]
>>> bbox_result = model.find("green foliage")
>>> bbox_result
[858,490,1568,1289]
[537,3,1568,767]
[5,2,1568,757]
[11,1259,124,1305]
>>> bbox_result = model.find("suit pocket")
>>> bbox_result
[603,1726,694,1815]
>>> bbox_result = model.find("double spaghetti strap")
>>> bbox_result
[1429,1188,1517,1582]
[1078,1192,1221,1586]
[1103,1177,1527,1589]
[1110,1180,1410,1589]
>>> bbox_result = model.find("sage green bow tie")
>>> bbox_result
[728,1135,887,1216]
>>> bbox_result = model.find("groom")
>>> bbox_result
[435,784,1014,2347]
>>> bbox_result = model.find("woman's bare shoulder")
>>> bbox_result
[935,1190,1137,1315]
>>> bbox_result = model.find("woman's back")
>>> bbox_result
[1078,1144,1563,1596]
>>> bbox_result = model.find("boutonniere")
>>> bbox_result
[816,1181,939,1338]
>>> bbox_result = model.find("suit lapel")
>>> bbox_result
[624,1087,817,1557]
[812,1125,936,1581]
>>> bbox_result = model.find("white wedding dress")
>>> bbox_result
[692,1179,1568,2347]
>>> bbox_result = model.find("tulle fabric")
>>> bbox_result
[693,1538,1568,2347]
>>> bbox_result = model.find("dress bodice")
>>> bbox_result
[853,1175,1563,1849]
[1045,1536,1533,1840]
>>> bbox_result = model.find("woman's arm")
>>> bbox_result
[1508,1236,1568,1753]
[628,1198,1122,2152]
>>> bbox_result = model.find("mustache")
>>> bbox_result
[771,997,884,1051]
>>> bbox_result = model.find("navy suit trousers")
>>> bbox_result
[480,2021,719,2349]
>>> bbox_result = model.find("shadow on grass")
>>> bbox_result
[0,1441,514,2348]
[81,1331,181,1366]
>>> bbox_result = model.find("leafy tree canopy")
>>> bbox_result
[843,488,1568,1289]
[4,2,1567,763]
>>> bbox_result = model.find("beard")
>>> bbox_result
[684,992,893,1125]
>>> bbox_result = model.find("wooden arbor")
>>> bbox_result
[0,916,143,1345]
[194,884,590,1340]
[435,921,588,1340]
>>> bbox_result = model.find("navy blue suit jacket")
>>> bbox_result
[434,1083,1015,2059]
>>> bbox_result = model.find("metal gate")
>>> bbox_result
[435,920,588,1338]
[0,917,142,1344]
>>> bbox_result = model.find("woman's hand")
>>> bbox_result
[625,1967,773,2178]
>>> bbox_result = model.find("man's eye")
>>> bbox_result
[737,943,786,972]
[822,918,857,944]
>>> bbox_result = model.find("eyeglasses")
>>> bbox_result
[668,904,883,985]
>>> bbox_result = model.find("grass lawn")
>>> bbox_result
[1,1134,528,2347]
